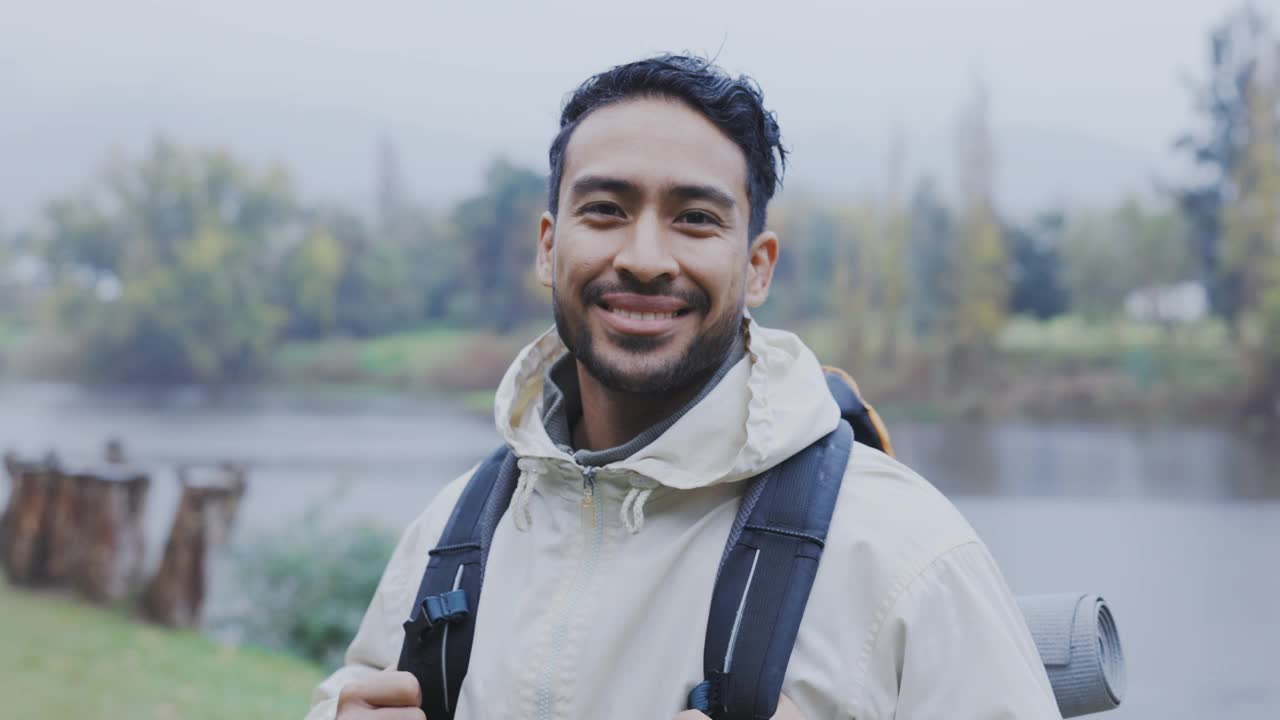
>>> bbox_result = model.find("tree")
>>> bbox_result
[826,203,874,372]
[277,227,344,338]
[1060,200,1194,322]
[1174,3,1276,334]
[375,134,409,240]
[949,77,1009,373]
[876,130,909,366]
[767,196,840,324]
[40,139,295,383]
[1223,39,1280,407]
[450,158,548,332]
[906,177,954,337]
[1008,212,1069,320]
[307,208,422,337]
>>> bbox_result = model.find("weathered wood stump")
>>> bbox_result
[141,463,247,627]
[71,464,151,603]
[0,452,62,584]
[0,449,148,602]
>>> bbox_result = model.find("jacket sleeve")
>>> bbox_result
[304,473,473,720]
[854,541,1062,719]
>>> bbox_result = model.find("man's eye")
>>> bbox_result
[582,202,624,217]
[678,210,720,226]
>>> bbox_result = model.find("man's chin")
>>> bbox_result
[578,345,695,394]
[600,329,680,354]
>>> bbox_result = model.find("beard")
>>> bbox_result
[552,277,743,394]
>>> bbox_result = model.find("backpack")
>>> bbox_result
[397,367,892,719]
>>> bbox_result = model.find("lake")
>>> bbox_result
[1,382,1276,720]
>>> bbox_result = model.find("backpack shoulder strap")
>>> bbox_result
[690,420,854,719]
[397,444,516,720]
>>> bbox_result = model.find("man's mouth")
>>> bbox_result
[594,293,696,336]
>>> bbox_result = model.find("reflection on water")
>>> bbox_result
[2,383,1275,502]
[1,382,1277,719]
[892,420,1279,501]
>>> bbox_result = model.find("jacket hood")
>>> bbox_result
[492,315,840,491]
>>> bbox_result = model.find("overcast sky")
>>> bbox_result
[0,0,1255,224]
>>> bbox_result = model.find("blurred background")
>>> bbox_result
[0,1,1277,718]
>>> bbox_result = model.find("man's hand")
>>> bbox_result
[336,671,425,719]
[673,693,805,720]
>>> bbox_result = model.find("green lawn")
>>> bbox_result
[0,580,324,720]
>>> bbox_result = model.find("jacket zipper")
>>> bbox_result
[581,466,597,529]
[534,463,603,720]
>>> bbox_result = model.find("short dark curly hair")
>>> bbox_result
[547,54,787,239]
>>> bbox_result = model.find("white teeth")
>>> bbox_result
[609,308,676,321]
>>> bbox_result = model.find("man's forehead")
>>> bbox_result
[561,97,749,201]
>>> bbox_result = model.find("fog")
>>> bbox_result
[0,0,1246,222]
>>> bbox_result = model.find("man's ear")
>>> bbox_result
[745,230,779,308]
[536,211,555,288]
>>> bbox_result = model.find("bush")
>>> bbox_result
[220,505,397,670]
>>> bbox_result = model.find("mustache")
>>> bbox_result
[581,277,710,312]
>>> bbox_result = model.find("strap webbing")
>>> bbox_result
[397,445,514,720]
[696,421,853,719]
[401,417,857,719]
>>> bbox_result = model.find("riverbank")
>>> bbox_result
[269,315,1250,424]
[0,578,323,719]
[0,315,1259,428]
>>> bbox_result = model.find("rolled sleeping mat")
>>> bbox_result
[1016,594,1126,718]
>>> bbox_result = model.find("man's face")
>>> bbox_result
[537,97,777,394]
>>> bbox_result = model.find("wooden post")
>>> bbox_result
[1,448,149,602]
[72,465,151,603]
[141,464,247,627]
[0,452,63,585]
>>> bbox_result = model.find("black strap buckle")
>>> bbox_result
[422,589,469,627]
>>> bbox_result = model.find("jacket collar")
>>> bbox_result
[492,314,840,491]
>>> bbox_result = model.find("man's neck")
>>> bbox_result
[570,363,713,452]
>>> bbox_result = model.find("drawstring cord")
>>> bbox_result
[620,476,659,534]
[512,457,545,532]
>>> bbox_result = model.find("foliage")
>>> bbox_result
[905,177,954,336]
[949,79,1009,370]
[1174,3,1280,407]
[449,158,548,332]
[0,4,1271,420]
[1008,212,1069,320]
[0,578,322,720]
[1174,3,1277,331]
[223,510,397,670]
[40,139,294,383]
[1061,200,1194,321]
[277,227,344,338]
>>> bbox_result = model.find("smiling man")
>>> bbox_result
[307,55,1060,720]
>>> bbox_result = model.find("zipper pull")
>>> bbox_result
[581,466,597,529]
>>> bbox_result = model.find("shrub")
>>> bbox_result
[218,504,397,670]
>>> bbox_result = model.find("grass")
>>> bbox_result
[271,327,476,385]
[459,388,497,414]
[0,579,324,720]
[270,325,533,394]
[0,316,29,352]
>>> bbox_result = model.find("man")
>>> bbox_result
[307,55,1059,719]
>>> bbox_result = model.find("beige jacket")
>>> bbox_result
[307,320,1061,719]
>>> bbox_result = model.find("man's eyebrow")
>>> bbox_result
[667,183,737,210]
[568,175,638,198]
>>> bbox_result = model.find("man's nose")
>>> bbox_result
[613,211,679,283]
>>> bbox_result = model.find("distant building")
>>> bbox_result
[1123,281,1208,324]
